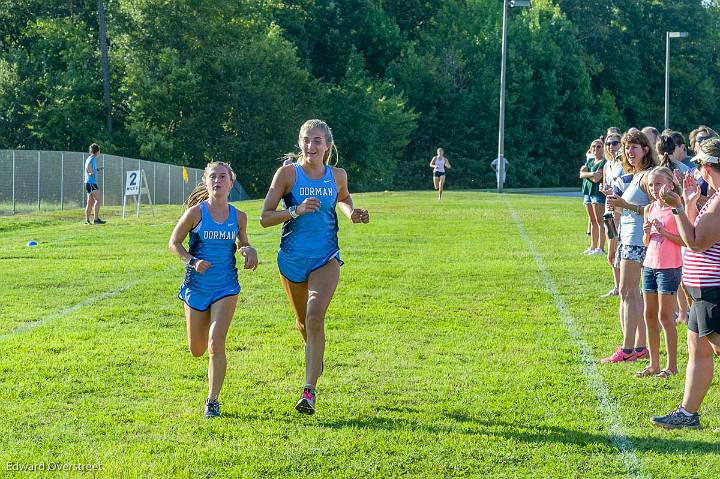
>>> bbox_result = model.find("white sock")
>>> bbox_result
[678,407,694,416]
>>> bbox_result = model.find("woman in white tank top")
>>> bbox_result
[429,147,452,199]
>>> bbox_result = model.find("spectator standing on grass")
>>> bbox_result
[669,131,694,169]
[84,143,105,225]
[602,133,624,297]
[491,156,507,189]
[169,161,258,419]
[642,126,660,155]
[657,134,692,175]
[689,126,718,157]
[635,167,683,379]
[657,134,694,324]
[689,126,717,206]
[600,130,656,363]
[260,119,369,415]
[579,139,606,255]
[652,139,720,429]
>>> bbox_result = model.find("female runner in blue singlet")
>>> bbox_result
[260,119,370,415]
[169,161,258,418]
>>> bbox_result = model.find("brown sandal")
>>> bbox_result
[635,367,660,377]
[655,369,677,379]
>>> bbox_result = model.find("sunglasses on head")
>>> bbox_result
[605,141,620,146]
[592,144,602,149]
[696,135,712,144]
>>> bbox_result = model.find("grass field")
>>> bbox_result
[1,191,719,478]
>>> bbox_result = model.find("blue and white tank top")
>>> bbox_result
[281,163,339,258]
[84,155,97,184]
[619,171,651,246]
[184,202,239,290]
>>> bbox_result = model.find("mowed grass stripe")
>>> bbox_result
[0,192,717,478]
[507,199,646,479]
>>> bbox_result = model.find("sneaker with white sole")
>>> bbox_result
[631,348,649,360]
[651,406,701,429]
[590,248,606,255]
[204,398,220,418]
[295,387,316,415]
[600,346,636,363]
[582,248,594,254]
[601,288,619,297]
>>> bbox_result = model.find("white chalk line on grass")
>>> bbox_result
[1,281,141,339]
[509,205,648,479]
[1,267,175,340]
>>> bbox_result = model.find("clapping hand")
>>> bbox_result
[660,184,682,208]
[681,172,700,206]
[652,219,666,234]
[643,220,652,236]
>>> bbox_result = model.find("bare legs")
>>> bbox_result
[584,203,605,251]
[643,292,678,373]
[676,286,690,324]
[607,237,620,293]
[85,191,102,222]
[681,332,720,413]
[432,175,446,199]
[280,259,340,389]
[619,259,646,350]
[184,295,238,400]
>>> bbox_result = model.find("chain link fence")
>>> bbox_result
[0,150,249,215]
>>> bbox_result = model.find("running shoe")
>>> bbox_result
[295,387,316,415]
[601,288,619,297]
[93,218,106,224]
[590,248,606,255]
[84,219,91,225]
[600,346,635,363]
[632,348,649,360]
[204,398,220,418]
[651,406,700,429]
[581,248,594,254]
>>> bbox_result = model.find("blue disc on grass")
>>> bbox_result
[27,240,38,246]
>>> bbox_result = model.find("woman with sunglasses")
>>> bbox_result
[579,139,607,255]
[689,126,718,156]
[601,133,623,296]
[688,127,717,208]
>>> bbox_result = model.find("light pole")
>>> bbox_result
[664,31,688,131]
[497,0,530,193]
[98,0,112,134]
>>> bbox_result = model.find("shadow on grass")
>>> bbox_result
[314,412,719,455]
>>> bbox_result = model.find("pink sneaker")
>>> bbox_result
[600,346,635,363]
[632,348,649,360]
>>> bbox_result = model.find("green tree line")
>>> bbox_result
[1,0,719,195]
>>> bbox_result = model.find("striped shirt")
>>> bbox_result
[683,193,720,288]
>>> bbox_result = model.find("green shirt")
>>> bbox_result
[581,157,606,196]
